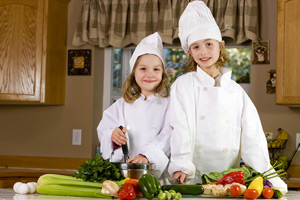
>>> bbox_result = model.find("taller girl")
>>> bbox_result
[97,32,171,180]
[168,1,287,191]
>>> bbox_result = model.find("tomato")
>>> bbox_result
[230,184,242,197]
[125,179,142,196]
[244,189,259,199]
[262,188,274,199]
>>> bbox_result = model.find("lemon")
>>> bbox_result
[248,176,264,196]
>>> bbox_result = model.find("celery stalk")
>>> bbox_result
[36,174,112,198]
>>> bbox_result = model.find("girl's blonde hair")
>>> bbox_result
[123,55,169,103]
[186,42,228,72]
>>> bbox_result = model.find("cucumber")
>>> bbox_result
[161,185,204,195]
[273,189,283,199]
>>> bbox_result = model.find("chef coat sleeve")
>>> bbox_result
[239,90,288,192]
[97,98,124,162]
[139,100,172,178]
[168,79,196,179]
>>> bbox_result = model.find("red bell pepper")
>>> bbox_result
[216,171,245,185]
[119,183,137,200]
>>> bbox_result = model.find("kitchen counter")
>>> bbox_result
[0,189,300,200]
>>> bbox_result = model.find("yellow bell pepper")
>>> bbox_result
[248,176,264,197]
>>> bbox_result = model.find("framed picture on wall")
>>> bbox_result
[252,41,270,64]
[68,49,92,75]
[266,69,276,94]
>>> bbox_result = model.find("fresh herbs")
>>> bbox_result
[72,153,124,183]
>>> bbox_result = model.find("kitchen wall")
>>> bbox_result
[252,0,300,165]
[0,0,299,165]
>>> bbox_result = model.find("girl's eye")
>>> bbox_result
[206,42,213,47]
[192,45,199,49]
[154,68,161,71]
[139,67,146,70]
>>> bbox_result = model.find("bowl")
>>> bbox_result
[114,163,154,179]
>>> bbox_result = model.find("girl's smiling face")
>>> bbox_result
[134,54,163,97]
[188,39,224,71]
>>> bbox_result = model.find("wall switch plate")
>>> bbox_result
[296,133,300,151]
[72,129,82,145]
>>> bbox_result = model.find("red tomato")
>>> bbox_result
[125,179,142,196]
[230,184,242,197]
[262,188,274,199]
[244,189,259,199]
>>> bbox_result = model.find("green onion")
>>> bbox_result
[245,161,287,183]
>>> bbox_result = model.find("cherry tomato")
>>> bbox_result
[244,188,259,199]
[262,188,274,199]
[230,184,242,197]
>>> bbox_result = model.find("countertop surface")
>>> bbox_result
[0,189,300,200]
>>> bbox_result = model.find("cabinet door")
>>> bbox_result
[0,0,43,102]
[276,0,300,105]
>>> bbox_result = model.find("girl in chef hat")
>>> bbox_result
[168,0,287,191]
[97,32,171,181]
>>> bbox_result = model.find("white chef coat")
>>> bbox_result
[168,66,287,191]
[97,93,172,178]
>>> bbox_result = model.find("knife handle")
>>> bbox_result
[119,126,129,154]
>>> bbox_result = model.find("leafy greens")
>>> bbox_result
[72,153,124,183]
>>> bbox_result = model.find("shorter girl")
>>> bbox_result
[97,32,171,180]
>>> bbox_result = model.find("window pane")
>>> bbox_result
[164,49,188,87]
[112,49,123,101]
[225,48,251,83]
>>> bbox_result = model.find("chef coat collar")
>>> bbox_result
[139,93,158,101]
[196,66,232,87]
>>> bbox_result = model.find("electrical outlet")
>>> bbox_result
[72,129,82,145]
[296,133,300,151]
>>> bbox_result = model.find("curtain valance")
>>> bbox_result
[72,0,260,48]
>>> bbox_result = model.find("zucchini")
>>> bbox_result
[161,185,204,195]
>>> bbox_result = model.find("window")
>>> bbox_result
[103,47,251,110]
[226,48,251,83]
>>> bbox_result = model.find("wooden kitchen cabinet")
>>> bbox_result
[0,0,69,104]
[276,0,300,105]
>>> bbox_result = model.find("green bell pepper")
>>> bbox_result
[139,174,161,199]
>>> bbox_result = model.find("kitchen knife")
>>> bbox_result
[119,126,129,162]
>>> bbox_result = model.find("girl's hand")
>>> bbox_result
[173,171,187,184]
[126,155,149,163]
[111,127,127,146]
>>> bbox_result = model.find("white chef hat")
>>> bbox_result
[179,0,222,53]
[129,32,165,72]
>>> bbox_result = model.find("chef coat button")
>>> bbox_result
[199,115,206,120]
[223,148,229,153]
[196,145,202,150]
[203,87,207,91]
[152,127,156,132]
[226,120,230,123]
[229,90,233,94]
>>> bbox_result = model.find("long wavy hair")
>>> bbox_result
[123,55,169,103]
[186,42,228,72]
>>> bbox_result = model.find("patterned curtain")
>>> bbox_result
[72,0,260,48]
